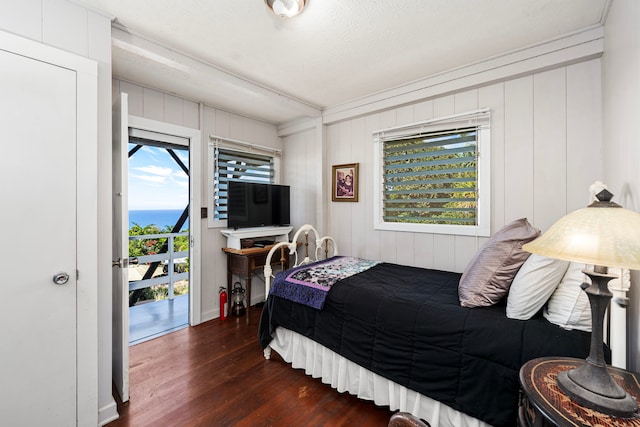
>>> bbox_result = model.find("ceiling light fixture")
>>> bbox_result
[265,0,307,18]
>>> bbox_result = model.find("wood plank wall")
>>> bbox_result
[283,58,602,274]
[602,0,640,372]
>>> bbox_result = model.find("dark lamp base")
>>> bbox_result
[558,365,638,418]
[555,267,639,418]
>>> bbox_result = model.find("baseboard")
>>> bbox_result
[98,398,119,426]
[201,308,217,323]
[202,300,264,324]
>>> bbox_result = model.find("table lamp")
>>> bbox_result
[522,188,640,417]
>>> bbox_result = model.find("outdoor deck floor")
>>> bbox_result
[129,294,189,345]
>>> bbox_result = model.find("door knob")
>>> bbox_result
[53,272,70,285]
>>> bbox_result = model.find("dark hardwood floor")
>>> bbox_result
[108,304,394,427]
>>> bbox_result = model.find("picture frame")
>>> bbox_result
[332,163,359,202]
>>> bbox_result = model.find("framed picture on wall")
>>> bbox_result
[332,163,359,202]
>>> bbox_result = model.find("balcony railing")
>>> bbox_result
[128,231,189,300]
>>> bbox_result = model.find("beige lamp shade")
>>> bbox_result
[523,196,640,270]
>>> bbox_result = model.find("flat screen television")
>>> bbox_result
[227,181,291,229]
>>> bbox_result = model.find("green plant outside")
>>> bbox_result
[128,223,190,303]
[383,131,478,225]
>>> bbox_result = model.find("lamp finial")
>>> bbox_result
[590,189,620,208]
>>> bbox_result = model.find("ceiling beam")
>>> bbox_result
[111,26,322,124]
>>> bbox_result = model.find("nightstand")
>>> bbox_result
[519,357,640,426]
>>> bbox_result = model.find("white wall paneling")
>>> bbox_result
[533,68,568,231]
[42,0,88,56]
[363,113,382,262]
[282,128,313,227]
[479,83,506,231]
[433,235,457,273]
[280,118,326,262]
[349,116,368,257]
[0,0,41,41]
[603,0,640,371]
[283,57,603,274]
[144,87,168,121]
[566,60,603,211]
[504,76,535,223]
[413,232,435,270]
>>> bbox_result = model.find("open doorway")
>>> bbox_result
[113,97,202,404]
[126,138,190,344]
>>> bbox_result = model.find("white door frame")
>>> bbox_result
[127,115,202,325]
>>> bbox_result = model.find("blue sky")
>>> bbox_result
[128,144,189,210]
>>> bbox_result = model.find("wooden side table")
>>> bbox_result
[222,245,290,319]
[519,357,640,427]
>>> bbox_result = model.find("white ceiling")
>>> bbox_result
[75,0,609,124]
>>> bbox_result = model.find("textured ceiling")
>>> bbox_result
[75,0,609,124]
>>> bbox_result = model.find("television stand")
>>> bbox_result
[220,226,293,250]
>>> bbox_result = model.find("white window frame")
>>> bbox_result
[207,135,282,229]
[372,109,491,237]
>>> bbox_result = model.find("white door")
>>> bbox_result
[112,92,130,402]
[0,47,77,425]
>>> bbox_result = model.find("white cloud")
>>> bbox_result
[131,173,167,184]
[176,151,189,164]
[134,165,173,176]
[172,170,188,179]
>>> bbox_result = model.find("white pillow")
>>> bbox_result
[506,254,569,320]
[543,262,592,332]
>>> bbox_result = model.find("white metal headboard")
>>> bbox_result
[263,224,338,296]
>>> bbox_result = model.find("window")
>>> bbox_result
[208,137,280,227]
[373,109,491,236]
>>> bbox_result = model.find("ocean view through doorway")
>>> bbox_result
[127,141,190,345]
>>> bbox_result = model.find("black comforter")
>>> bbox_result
[258,262,597,427]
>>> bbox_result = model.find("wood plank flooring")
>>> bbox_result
[107,304,394,427]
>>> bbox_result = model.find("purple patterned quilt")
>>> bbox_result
[269,256,381,309]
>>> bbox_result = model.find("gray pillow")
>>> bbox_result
[459,218,540,308]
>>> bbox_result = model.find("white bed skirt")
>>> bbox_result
[267,327,491,427]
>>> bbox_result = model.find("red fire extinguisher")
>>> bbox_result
[219,286,228,321]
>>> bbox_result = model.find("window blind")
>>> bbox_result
[214,147,274,221]
[382,128,479,225]
[373,109,490,232]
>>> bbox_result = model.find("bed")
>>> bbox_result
[258,223,622,427]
